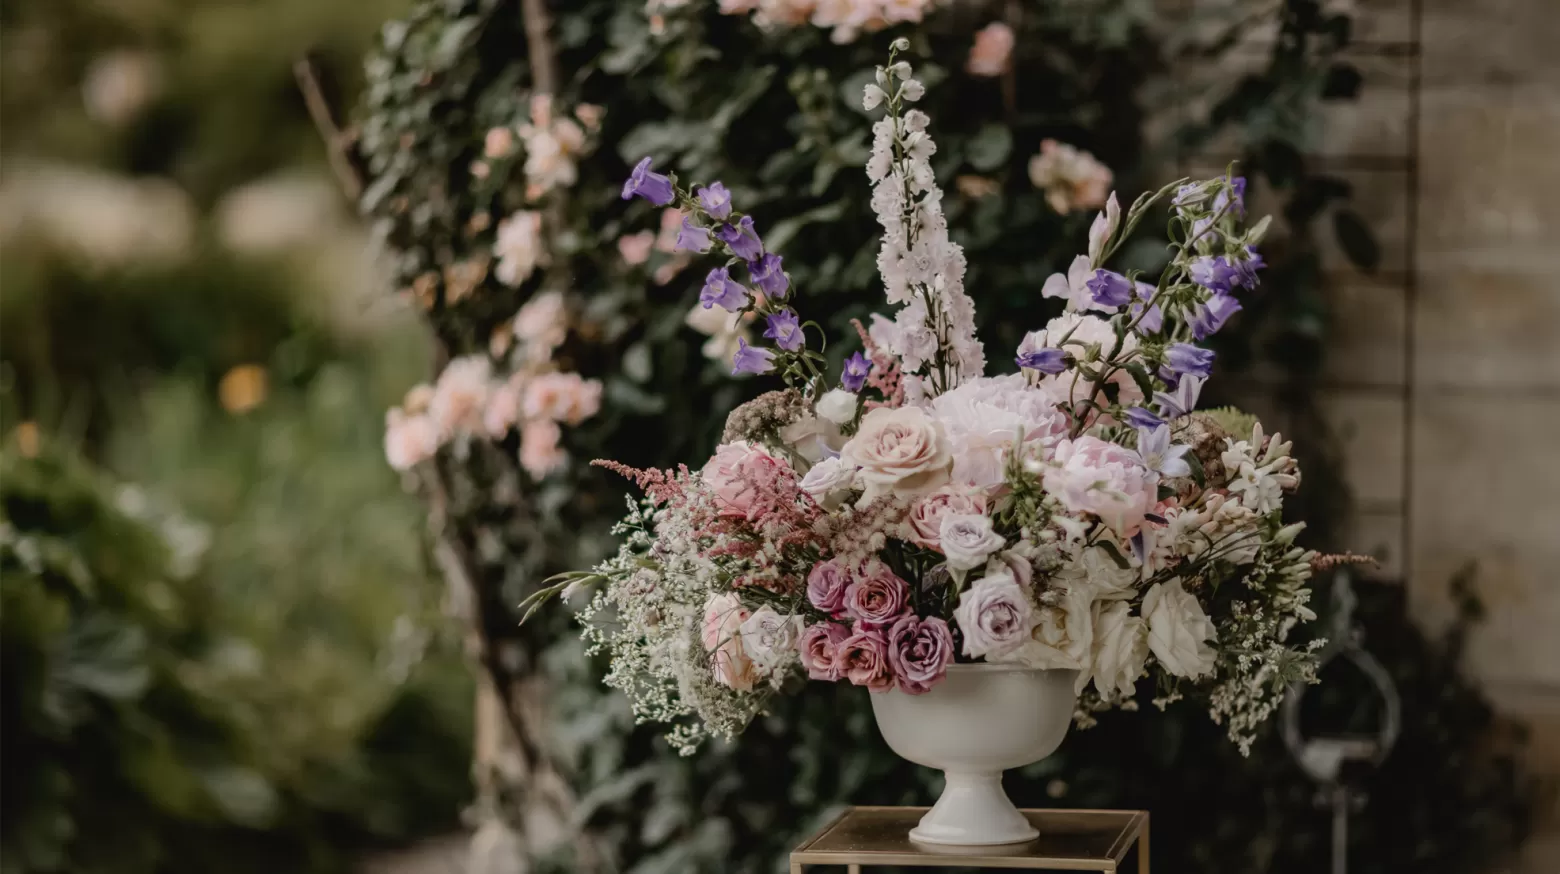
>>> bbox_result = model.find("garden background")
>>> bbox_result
[1,1,1555,873]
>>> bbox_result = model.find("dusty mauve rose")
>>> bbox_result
[905,486,987,551]
[1045,436,1158,537]
[806,558,853,614]
[843,561,909,627]
[966,22,1015,77]
[700,441,788,519]
[838,627,894,691]
[887,614,954,694]
[953,569,1033,659]
[839,405,952,501]
[799,622,850,681]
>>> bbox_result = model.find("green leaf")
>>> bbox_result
[1333,209,1381,272]
[1123,362,1157,400]
[966,124,1013,172]
[1095,539,1133,570]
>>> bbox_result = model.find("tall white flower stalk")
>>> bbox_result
[865,40,984,400]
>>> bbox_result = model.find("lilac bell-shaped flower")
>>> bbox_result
[621,157,676,205]
[717,216,764,261]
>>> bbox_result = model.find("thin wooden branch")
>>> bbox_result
[520,0,560,96]
[294,56,364,202]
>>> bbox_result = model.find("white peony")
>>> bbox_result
[798,456,858,510]
[839,405,952,502]
[1090,600,1148,700]
[1011,583,1096,692]
[1053,544,1140,600]
[815,388,860,426]
[1142,579,1217,678]
[739,606,805,675]
[928,374,1069,489]
[938,513,1007,572]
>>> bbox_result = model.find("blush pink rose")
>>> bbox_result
[887,614,954,694]
[702,593,758,692]
[700,442,788,519]
[806,558,853,614]
[1045,436,1158,537]
[843,561,909,627]
[966,22,1015,78]
[838,627,894,691]
[905,486,988,551]
[799,621,851,681]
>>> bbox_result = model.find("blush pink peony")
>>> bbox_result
[1045,436,1158,537]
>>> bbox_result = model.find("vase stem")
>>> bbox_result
[910,769,1038,846]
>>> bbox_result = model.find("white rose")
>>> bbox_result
[1053,544,1139,600]
[778,414,843,464]
[1011,583,1096,692]
[938,513,1007,572]
[1142,579,1217,678]
[798,456,857,510]
[839,405,952,502]
[815,388,860,426]
[739,606,805,674]
[1090,601,1148,700]
[953,568,1034,659]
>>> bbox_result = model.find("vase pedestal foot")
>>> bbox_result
[908,770,1037,846]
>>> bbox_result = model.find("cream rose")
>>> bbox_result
[839,405,952,502]
[739,606,805,674]
[1142,579,1217,678]
[798,456,857,510]
[1011,583,1096,692]
[814,388,860,426]
[1090,600,1148,700]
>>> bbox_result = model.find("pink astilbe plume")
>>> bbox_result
[592,459,694,506]
[852,318,904,408]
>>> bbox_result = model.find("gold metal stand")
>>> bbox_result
[789,807,1149,872]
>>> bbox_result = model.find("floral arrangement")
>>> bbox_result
[526,43,1325,757]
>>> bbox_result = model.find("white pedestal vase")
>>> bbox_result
[869,664,1079,846]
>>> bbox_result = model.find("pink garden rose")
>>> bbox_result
[966,22,1015,78]
[905,486,987,551]
[700,441,788,519]
[843,561,909,627]
[1045,436,1158,537]
[702,592,758,692]
[839,405,952,501]
[799,621,851,681]
[806,558,853,614]
[887,614,954,694]
[837,627,894,691]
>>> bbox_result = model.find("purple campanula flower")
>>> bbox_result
[1164,342,1215,378]
[841,351,872,392]
[622,157,676,205]
[1131,281,1163,333]
[699,267,751,312]
[1016,347,1068,374]
[717,215,764,261]
[1124,406,1164,431]
[1086,269,1135,308]
[1214,176,1247,218]
[1234,246,1266,289]
[1190,255,1239,294]
[675,215,713,253]
[1136,423,1192,478]
[1189,292,1243,340]
[749,253,789,298]
[731,338,776,376]
[696,182,732,220]
[1154,374,1205,418]
[763,309,804,352]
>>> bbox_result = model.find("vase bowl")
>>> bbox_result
[869,664,1078,846]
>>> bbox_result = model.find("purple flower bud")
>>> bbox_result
[1164,342,1215,378]
[1214,176,1247,218]
[731,338,776,376]
[674,215,713,253]
[1125,406,1164,431]
[841,351,872,392]
[1189,292,1242,340]
[699,267,751,312]
[763,309,804,352]
[1016,347,1068,374]
[1086,269,1135,308]
[748,253,789,298]
[716,216,764,261]
[1233,246,1265,289]
[621,157,676,205]
[1189,255,1239,295]
[695,182,732,220]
